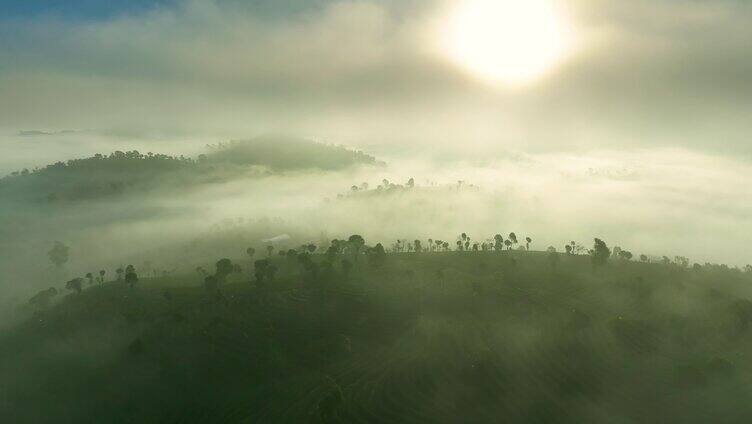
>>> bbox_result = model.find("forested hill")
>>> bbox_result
[5,246,752,423]
[203,136,383,171]
[0,137,382,202]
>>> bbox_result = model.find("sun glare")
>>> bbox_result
[443,0,575,86]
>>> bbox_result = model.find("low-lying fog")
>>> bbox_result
[3,0,752,323]
[1,131,750,323]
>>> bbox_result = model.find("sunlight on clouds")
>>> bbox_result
[439,0,578,86]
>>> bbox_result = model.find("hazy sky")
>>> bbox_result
[1,0,750,158]
[1,0,751,303]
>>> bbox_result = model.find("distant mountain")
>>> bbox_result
[0,136,382,203]
[204,136,384,171]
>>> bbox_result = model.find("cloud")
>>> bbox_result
[0,0,750,157]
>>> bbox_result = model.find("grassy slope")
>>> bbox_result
[3,252,752,423]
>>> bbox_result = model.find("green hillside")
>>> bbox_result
[3,245,752,423]
[0,137,381,203]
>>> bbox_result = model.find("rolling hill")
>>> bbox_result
[3,247,752,423]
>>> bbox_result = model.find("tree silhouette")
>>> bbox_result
[348,235,365,261]
[367,243,387,268]
[125,271,138,289]
[215,258,234,283]
[85,272,94,286]
[246,247,256,260]
[494,234,504,251]
[48,241,70,268]
[65,278,83,294]
[116,267,124,281]
[565,244,572,255]
[254,259,270,287]
[204,275,218,292]
[98,270,106,284]
[287,249,299,260]
[414,240,422,253]
[525,237,532,250]
[266,245,274,257]
[591,238,611,268]
[504,240,512,250]
[640,254,649,262]
[508,233,518,248]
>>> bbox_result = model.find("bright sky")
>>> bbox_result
[1,0,750,157]
[1,0,751,268]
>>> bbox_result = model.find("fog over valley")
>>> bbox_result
[1,1,751,423]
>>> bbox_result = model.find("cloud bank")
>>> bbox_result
[0,0,750,157]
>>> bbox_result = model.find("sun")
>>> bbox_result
[442,0,575,86]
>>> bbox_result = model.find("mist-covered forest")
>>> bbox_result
[3,0,752,422]
[1,137,752,423]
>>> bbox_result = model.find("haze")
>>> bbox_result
[2,1,752,422]
[0,1,750,304]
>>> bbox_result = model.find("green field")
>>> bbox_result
[3,249,752,423]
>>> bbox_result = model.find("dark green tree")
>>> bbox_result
[348,235,365,261]
[125,271,139,289]
[254,259,270,287]
[591,238,611,268]
[204,275,218,292]
[65,278,83,294]
[494,234,504,251]
[368,243,387,268]
[48,241,70,268]
[215,258,234,283]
